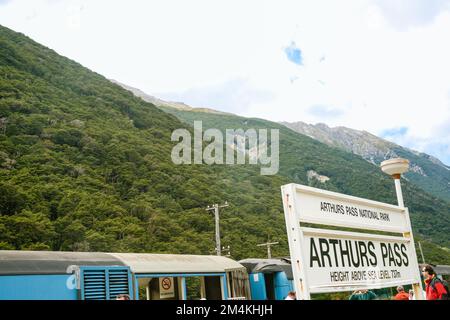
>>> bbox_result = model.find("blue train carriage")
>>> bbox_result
[0,250,129,300]
[239,258,294,300]
[0,250,251,300]
[111,253,251,300]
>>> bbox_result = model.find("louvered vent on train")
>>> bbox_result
[81,267,132,300]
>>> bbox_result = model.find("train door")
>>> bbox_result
[263,273,275,300]
[274,272,293,300]
[249,273,267,299]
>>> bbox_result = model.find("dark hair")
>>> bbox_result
[116,294,131,300]
[422,264,435,275]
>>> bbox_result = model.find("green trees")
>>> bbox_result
[0,24,448,265]
[159,106,450,248]
[0,210,55,250]
[0,183,26,215]
[52,129,84,147]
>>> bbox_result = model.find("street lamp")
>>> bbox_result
[380,158,409,208]
[380,157,424,300]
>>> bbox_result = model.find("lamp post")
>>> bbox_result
[380,158,409,207]
[380,158,424,300]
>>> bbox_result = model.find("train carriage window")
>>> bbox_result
[185,277,202,300]
[227,270,251,299]
[144,277,180,300]
[138,285,147,300]
[204,276,222,300]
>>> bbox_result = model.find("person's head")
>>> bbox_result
[396,285,404,293]
[422,264,436,280]
[287,291,296,299]
[358,289,368,294]
[116,294,130,300]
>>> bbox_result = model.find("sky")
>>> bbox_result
[0,0,450,165]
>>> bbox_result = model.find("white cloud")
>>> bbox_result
[65,4,83,31]
[158,78,275,113]
[0,0,449,164]
[373,0,450,30]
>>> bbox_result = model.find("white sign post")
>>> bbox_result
[159,277,175,299]
[281,183,424,300]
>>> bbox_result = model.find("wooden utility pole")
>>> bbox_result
[257,237,279,259]
[206,202,229,256]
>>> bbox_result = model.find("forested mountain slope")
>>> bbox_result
[0,24,448,264]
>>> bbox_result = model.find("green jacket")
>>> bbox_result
[349,291,377,300]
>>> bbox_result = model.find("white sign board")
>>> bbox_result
[290,184,408,233]
[301,228,419,293]
[281,183,423,299]
[159,277,175,299]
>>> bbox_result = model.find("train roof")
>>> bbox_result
[238,258,293,280]
[0,250,124,275]
[0,251,246,275]
[109,253,246,274]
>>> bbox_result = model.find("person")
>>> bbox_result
[116,294,131,300]
[284,291,296,300]
[349,289,377,300]
[408,288,426,300]
[422,264,448,300]
[393,286,409,300]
